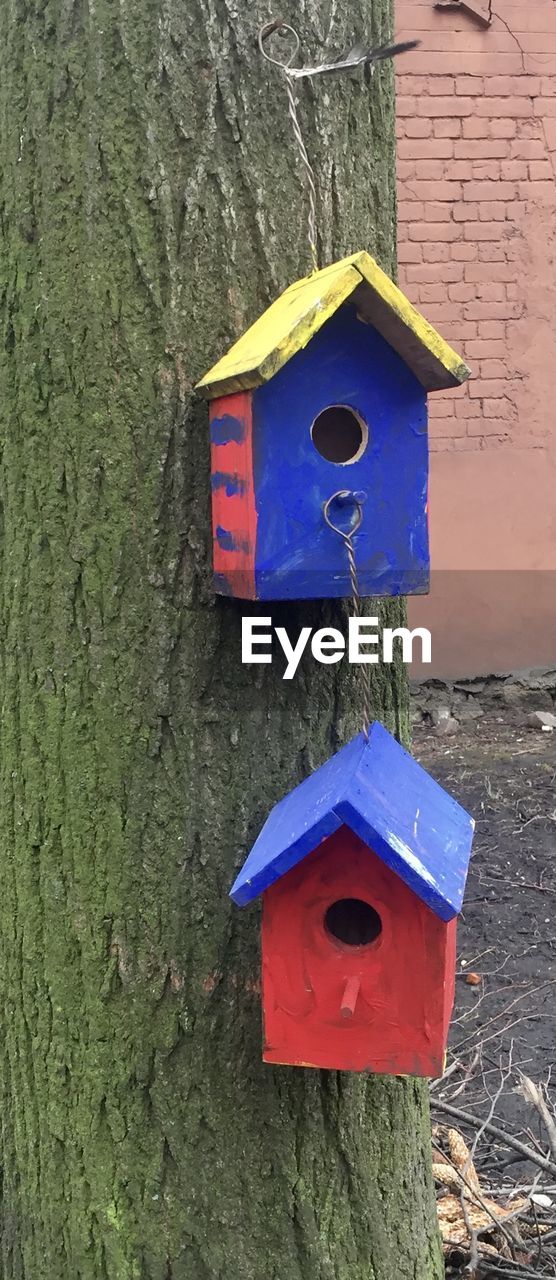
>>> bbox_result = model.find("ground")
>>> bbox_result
[413,686,556,1276]
[416,704,556,1113]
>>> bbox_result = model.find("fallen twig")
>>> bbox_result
[450,1049,482,1101]
[452,981,556,1055]
[517,1073,556,1165]
[430,1098,556,1180]
[460,1184,480,1276]
[483,1266,551,1280]
[430,1056,462,1092]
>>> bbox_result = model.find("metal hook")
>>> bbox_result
[258,20,300,72]
[259,24,420,81]
[322,490,364,539]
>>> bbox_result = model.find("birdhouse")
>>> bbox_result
[197,251,470,601]
[230,723,474,1076]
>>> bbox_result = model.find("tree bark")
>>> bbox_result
[0,1,442,1277]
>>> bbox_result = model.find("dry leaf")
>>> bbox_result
[446,1126,481,1192]
[433,1125,537,1262]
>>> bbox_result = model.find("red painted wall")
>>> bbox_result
[209,391,257,598]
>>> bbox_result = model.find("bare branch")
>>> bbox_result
[517,1074,556,1165]
[430,1098,556,1180]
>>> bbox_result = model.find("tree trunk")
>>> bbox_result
[0,1,443,1277]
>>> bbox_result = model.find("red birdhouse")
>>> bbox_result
[230,725,474,1076]
[261,827,456,1075]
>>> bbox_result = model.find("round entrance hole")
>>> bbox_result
[324,898,382,947]
[311,405,368,465]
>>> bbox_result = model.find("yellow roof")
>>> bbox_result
[196,251,470,399]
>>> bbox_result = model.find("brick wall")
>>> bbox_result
[396,1,556,455]
[395,2,556,676]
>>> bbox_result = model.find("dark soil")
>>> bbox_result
[415,709,556,1183]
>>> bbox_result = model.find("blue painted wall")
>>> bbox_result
[252,304,429,600]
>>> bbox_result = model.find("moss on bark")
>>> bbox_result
[0,0,443,1276]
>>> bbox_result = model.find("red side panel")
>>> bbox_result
[209,391,257,599]
[442,917,457,1045]
[261,828,455,1077]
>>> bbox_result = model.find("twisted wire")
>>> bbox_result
[344,533,372,740]
[283,77,319,273]
[258,20,419,274]
[323,491,372,740]
[258,21,319,273]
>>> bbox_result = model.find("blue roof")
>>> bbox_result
[230,723,474,921]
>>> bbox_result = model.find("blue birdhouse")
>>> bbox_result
[230,722,475,1076]
[197,251,470,601]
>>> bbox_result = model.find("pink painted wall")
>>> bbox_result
[395,2,556,677]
